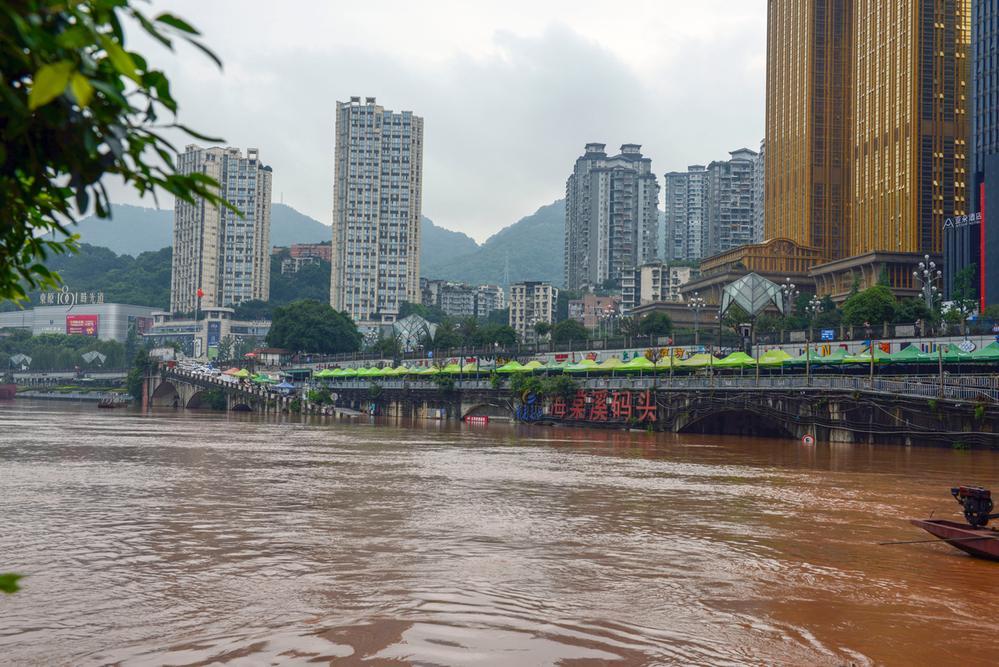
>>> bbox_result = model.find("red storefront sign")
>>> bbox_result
[551,390,656,424]
[66,314,99,337]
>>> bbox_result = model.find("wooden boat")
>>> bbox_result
[909,519,999,561]
[911,486,999,561]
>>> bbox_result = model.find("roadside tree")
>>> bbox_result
[265,300,361,354]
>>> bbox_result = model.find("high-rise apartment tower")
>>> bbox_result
[330,97,424,329]
[704,148,758,258]
[564,143,660,291]
[663,166,706,262]
[170,145,272,314]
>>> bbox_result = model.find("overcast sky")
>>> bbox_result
[119,0,766,242]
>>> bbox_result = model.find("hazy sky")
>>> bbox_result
[118,0,766,241]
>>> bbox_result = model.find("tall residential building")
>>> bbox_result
[621,262,698,312]
[950,0,999,307]
[752,139,765,243]
[764,0,852,262]
[419,279,506,320]
[330,96,424,329]
[703,148,758,257]
[663,165,706,262]
[420,279,476,319]
[508,281,558,344]
[567,293,621,330]
[474,285,505,319]
[564,143,660,291]
[170,145,272,314]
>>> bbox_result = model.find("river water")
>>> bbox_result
[2,401,998,666]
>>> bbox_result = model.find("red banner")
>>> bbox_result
[66,314,99,337]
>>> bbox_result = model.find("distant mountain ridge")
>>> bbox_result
[69,199,567,288]
[422,200,565,287]
[71,203,331,255]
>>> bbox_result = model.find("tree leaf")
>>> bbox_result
[0,573,23,595]
[185,38,223,69]
[28,61,74,110]
[155,13,200,35]
[174,124,224,143]
[69,72,94,107]
[99,36,141,83]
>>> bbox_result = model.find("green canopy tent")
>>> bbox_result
[339,368,358,378]
[565,359,599,373]
[971,341,999,363]
[940,344,975,364]
[713,351,757,369]
[459,362,481,375]
[495,361,527,374]
[545,360,566,372]
[888,345,936,365]
[803,347,850,366]
[677,353,715,369]
[523,360,546,372]
[419,366,442,376]
[233,368,251,379]
[758,349,793,367]
[441,363,464,375]
[843,347,892,364]
[595,357,623,374]
[618,356,657,374]
[252,374,278,385]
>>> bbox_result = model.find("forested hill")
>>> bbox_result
[421,200,565,287]
[70,203,482,274]
[70,203,331,255]
[0,243,332,313]
[3,199,567,313]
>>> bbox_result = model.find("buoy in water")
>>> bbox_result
[801,433,815,446]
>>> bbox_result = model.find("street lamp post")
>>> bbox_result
[780,278,799,344]
[805,295,822,386]
[687,292,706,345]
[912,254,942,331]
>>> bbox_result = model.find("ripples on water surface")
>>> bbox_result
[2,401,999,665]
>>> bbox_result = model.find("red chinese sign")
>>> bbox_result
[66,314,99,337]
[551,390,656,424]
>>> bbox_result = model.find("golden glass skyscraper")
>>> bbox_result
[765,0,970,263]
[765,0,853,262]
[851,0,969,257]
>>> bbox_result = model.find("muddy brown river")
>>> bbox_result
[2,400,998,665]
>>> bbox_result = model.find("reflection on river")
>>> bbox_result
[2,401,999,665]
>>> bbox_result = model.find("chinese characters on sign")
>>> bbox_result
[942,212,982,229]
[66,314,99,337]
[544,390,657,424]
[37,286,105,307]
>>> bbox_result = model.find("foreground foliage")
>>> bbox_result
[0,0,223,302]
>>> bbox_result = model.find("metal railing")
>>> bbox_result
[317,373,999,403]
